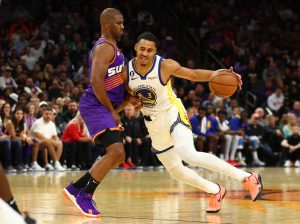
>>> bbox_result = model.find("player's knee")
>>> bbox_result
[107,146,125,163]
[167,165,184,180]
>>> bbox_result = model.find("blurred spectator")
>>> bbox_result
[134,109,160,168]
[121,104,142,168]
[0,66,18,91]
[61,112,98,170]
[24,103,37,130]
[20,47,37,71]
[205,103,222,154]
[282,113,299,138]
[30,106,65,171]
[254,107,268,127]
[190,106,207,152]
[263,114,283,165]
[289,101,300,123]
[24,77,42,97]
[47,79,63,101]
[10,107,40,170]
[221,108,245,166]
[262,61,284,88]
[281,126,300,167]
[267,88,284,114]
[183,90,196,108]
[246,113,270,166]
[0,103,24,172]
[226,98,244,118]
[194,83,208,103]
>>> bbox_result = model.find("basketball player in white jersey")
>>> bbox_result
[0,163,37,223]
[123,32,263,213]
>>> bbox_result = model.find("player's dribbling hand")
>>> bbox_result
[228,66,242,90]
[128,95,142,110]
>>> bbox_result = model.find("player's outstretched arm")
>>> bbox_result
[161,59,242,89]
[161,59,213,82]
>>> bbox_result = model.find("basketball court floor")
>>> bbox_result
[7,167,300,224]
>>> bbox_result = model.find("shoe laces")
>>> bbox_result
[242,175,255,191]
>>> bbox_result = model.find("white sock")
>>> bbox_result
[224,135,232,160]
[252,151,260,162]
[237,151,244,161]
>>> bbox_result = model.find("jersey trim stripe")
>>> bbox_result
[132,55,157,80]
[89,38,116,66]
[92,127,120,142]
[158,57,167,86]
[126,61,130,85]
[151,145,173,154]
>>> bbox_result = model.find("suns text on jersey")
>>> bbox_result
[107,63,124,77]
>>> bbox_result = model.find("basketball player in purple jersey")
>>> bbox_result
[63,8,128,218]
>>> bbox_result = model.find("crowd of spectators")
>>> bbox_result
[0,0,300,172]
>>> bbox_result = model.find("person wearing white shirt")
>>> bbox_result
[0,67,18,91]
[267,88,284,113]
[30,106,65,171]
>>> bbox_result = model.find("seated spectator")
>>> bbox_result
[259,79,275,105]
[0,124,17,173]
[134,109,160,168]
[219,108,245,166]
[121,104,142,168]
[267,87,284,114]
[226,98,244,118]
[0,66,18,91]
[263,114,284,165]
[61,112,99,170]
[289,101,300,123]
[30,106,65,171]
[24,77,42,97]
[9,107,41,170]
[206,104,221,154]
[187,106,197,120]
[190,106,207,152]
[281,126,300,167]
[282,113,299,138]
[56,99,78,136]
[24,103,37,130]
[254,107,268,127]
[183,90,196,108]
[246,113,270,166]
[0,103,24,172]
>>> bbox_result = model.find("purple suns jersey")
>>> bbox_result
[85,38,125,106]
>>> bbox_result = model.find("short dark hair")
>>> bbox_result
[43,106,53,112]
[137,32,158,47]
[198,106,207,112]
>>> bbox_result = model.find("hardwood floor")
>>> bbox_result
[6,167,300,224]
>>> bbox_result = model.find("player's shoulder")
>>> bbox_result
[92,41,115,62]
[161,58,181,73]
[94,41,115,53]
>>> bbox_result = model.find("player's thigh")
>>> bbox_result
[156,148,182,170]
[144,117,173,151]
[171,123,194,149]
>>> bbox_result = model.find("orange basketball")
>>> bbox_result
[209,69,238,98]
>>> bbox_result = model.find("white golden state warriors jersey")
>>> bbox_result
[127,55,174,115]
[127,55,190,126]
